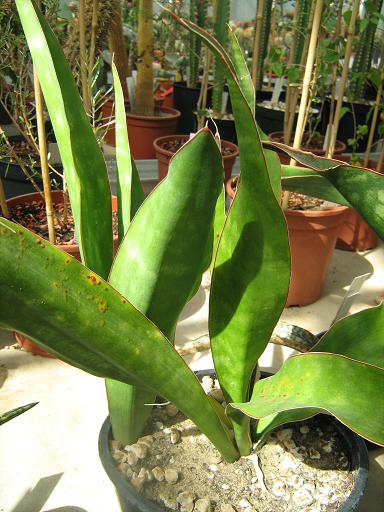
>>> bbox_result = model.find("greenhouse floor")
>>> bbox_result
[1,238,384,511]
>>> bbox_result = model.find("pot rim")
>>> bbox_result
[6,191,119,244]
[153,134,239,159]
[225,178,348,217]
[99,372,369,512]
[284,205,349,217]
[125,106,181,122]
[268,131,347,154]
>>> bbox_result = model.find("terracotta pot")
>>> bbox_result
[7,191,118,357]
[226,178,348,307]
[102,101,180,159]
[335,157,383,252]
[125,107,180,160]
[154,135,239,182]
[285,207,348,306]
[336,208,378,252]
[268,131,346,165]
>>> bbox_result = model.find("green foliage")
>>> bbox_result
[1,0,383,469]
[0,403,38,426]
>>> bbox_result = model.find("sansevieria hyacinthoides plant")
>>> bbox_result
[1,0,384,466]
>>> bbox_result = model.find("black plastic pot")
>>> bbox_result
[255,102,293,134]
[99,380,369,512]
[322,98,380,152]
[0,137,62,199]
[206,117,237,144]
[0,160,41,198]
[0,102,12,124]
[173,82,213,134]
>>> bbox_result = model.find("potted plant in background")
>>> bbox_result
[153,133,238,182]
[328,0,384,153]
[172,0,210,134]
[0,0,118,355]
[122,0,180,159]
[98,0,180,157]
[325,0,384,252]
[0,0,65,199]
[274,0,349,306]
[1,2,384,511]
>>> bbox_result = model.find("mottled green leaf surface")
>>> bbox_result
[0,220,238,462]
[321,166,384,241]
[229,33,281,199]
[230,353,384,446]
[252,408,320,448]
[107,130,224,443]
[312,304,384,367]
[108,65,146,444]
[0,403,38,426]
[251,302,384,444]
[210,187,226,274]
[264,141,384,239]
[15,0,113,279]
[172,15,290,454]
[110,129,223,338]
[229,35,255,112]
[281,166,351,206]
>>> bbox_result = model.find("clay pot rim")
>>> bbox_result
[125,106,181,122]
[6,190,118,249]
[154,134,239,159]
[226,177,348,216]
[268,131,347,155]
[285,205,349,217]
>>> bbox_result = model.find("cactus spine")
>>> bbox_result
[350,0,383,100]
[211,0,231,113]
[64,0,117,71]
[254,0,273,91]
[188,0,208,89]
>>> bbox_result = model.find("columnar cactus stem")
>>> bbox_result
[252,0,273,92]
[212,0,230,113]
[350,0,383,101]
[292,0,312,65]
[188,0,208,89]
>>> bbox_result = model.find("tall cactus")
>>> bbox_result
[188,0,208,88]
[211,0,230,113]
[254,0,273,91]
[292,0,312,65]
[349,0,383,100]
[64,0,117,70]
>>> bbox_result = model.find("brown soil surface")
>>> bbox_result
[161,138,235,157]
[283,192,324,211]
[9,199,117,245]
